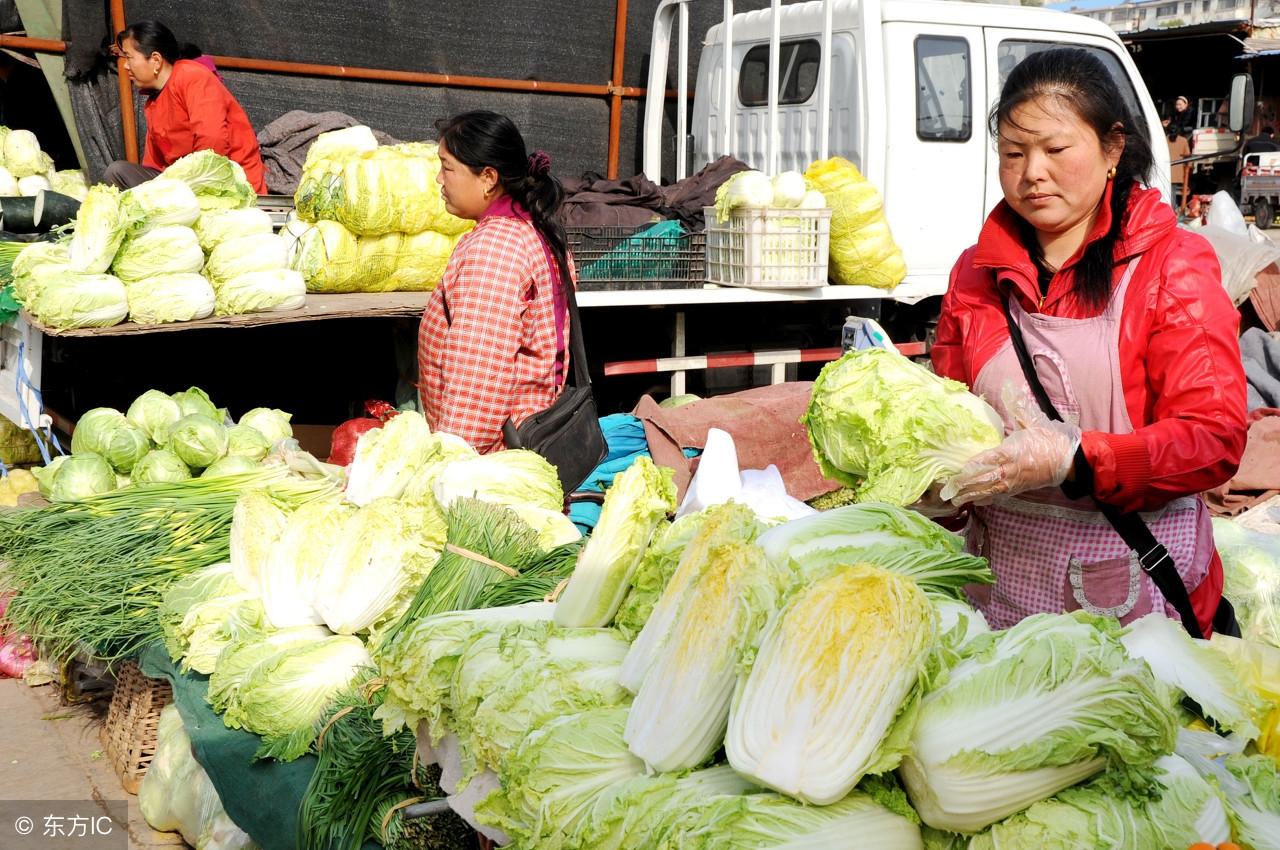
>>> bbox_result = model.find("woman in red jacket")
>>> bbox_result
[933,48,1246,635]
[103,21,266,193]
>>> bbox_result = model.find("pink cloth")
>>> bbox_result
[966,258,1211,629]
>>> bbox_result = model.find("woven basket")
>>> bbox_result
[99,661,172,794]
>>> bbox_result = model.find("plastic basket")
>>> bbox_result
[566,221,705,291]
[702,206,831,288]
[99,661,172,794]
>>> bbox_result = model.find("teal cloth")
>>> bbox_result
[138,642,379,850]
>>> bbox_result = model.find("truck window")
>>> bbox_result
[738,40,821,107]
[996,41,1143,126]
[915,36,971,142]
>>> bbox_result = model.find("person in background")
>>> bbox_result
[417,110,573,453]
[931,48,1246,635]
[1163,94,1195,140]
[1166,128,1191,214]
[1244,126,1280,158]
[103,20,265,193]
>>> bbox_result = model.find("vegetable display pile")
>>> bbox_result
[0,125,86,199]
[285,126,473,292]
[10,151,302,329]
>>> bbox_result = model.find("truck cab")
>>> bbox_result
[645,0,1171,299]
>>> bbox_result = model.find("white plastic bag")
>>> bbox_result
[1206,190,1249,237]
[138,705,260,850]
[675,428,816,522]
[1190,222,1280,306]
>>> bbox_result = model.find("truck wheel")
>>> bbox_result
[1257,200,1274,230]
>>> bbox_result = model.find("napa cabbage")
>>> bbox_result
[125,273,216,324]
[506,504,581,549]
[613,511,707,640]
[193,207,272,254]
[3,129,46,178]
[727,563,936,805]
[204,233,289,287]
[343,410,436,505]
[771,170,808,208]
[230,491,289,591]
[120,178,201,232]
[214,269,306,316]
[554,457,676,628]
[163,150,256,211]
[49,170,88,201]
[18,175,50,196]
[69,185,128,274]
[713,170,774,222]
[11,241,69,305]
[432,449,564,514]
[206,625,333,717]
[898,612,1178,834]
[259,498,349,629]
[112,226,205,283]
[29,271,129,328]
[804,347,1003,505]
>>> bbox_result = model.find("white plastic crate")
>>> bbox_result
[702,206,831,288]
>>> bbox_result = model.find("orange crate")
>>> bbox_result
[99,661,172,794]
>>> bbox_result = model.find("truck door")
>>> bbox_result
[980,33,1169,212]
[881,23,986,285]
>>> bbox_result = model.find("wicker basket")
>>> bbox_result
[99,661,172,794]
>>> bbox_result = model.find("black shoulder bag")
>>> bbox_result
[501,268,607,494]
[1000,294,1238,639]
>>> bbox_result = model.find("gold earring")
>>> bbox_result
[1107,166,1117,180]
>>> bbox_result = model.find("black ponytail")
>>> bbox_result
[116,20,181,64]
[434,111,572,293]
[989,48,1155,311]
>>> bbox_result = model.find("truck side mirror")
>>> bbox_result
[1228,74,1255,133]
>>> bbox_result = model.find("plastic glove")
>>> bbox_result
[910,482,959,519]
[940,392,1081,507]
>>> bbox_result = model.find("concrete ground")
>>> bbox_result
[0,677,184,849]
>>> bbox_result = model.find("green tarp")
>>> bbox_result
[138,641,371,850]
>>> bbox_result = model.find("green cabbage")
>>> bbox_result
[343,411,437,505]
[126,390,184,443]
[32,455,68,496]
[313,498,438,635]
[3,129,46,178]
[71,407,128,456]
[804,347,1004,505]
[162,150,256,211]
[238,407,292,446]
[200,456,261,478]
[757,502,993,597]
[69,185,128,274]
[432,449,564,513]
[49,452,118,501]
[225,635,372,761]
[204,233,289,287]
[214,269,306,316]
[554,457,677,628]
[120,178,201,232]
[193,207,273,254]
[898,612,1178,833]
[171,387,222,422]
[132,449,192,484]
[125,273,216,324]
[619,503,763,691]
[727,563,936,805]
[226,425,272,462]
[29,271,128,328]
[166,413,229,468]
[112,226,204,283]
[626,540,783,773]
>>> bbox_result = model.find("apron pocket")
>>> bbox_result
[1063,553,1154,624]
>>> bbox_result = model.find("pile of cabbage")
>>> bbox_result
[284,126,472,292]
[364,468,1280,850]
[803,346,1004,506]
[0,125,87,200]
[11,151,303,329]
[33,386,296,501]
[158,410,583,762]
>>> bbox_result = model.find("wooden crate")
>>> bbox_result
[99,661,172,794]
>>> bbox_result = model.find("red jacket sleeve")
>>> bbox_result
[178,71,234,157]
[431,227,531,452]
[932,251,973,383]
[1082,235,1246,512]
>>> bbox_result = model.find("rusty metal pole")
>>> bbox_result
[109,0,139,163]
[606,0,630,178]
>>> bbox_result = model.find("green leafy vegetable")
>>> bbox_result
[124,273,216,324]
[166,413,229,469]
[69,185,128,274]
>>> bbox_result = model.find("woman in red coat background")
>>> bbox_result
[103,20,266,193]
[933,48,1246,635]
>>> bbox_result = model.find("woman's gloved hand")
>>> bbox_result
[940,393,1081,507]
[910,482,958,518]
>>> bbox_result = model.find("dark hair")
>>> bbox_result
[116,20,180,64]
[434,111,570,291]
[989,48,1154,310]
[178,43,204,61]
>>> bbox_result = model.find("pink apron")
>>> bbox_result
[966,257,1215,629]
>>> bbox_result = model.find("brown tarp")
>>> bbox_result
[1207,408,1280,516]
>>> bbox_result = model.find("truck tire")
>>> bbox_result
[1257,199,1274,231]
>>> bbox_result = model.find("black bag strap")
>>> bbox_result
[999,291,1205,638]
[559,261,592,390]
